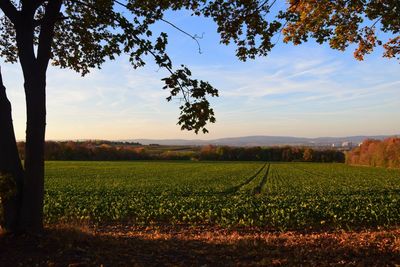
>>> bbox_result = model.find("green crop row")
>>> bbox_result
[43,161,400,230]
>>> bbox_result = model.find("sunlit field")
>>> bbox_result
[44,161,400,230]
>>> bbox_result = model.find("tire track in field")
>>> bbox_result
[180,162,269,196]
[222,162,269,194]
[252,163,271,195]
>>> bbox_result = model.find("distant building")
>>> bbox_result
[341,141,353,148]
[331,143,342,148]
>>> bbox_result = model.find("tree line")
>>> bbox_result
[346,137,400,168]
[199,145,345,162]
[16,141,345,163]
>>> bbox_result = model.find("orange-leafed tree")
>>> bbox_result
[347,137,400,168]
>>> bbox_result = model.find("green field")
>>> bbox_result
[44,161,400,230]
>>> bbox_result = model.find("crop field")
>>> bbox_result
[44,161,400,230]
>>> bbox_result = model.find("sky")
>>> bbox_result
[2,10,400,141]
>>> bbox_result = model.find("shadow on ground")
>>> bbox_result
[0,225,399,266]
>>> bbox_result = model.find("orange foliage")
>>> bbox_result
[346,137,400,168]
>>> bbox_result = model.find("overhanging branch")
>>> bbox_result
[0,0,19,24]
[68,0,192,103]
[112,0,203,54]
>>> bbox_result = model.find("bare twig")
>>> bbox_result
[371,16,382,28]
[160,18,203,54]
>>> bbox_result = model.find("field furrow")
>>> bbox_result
[43,161,400,230]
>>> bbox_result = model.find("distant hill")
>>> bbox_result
[125,135,398,147]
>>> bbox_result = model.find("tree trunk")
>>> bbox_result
[3,0,62,233]
[13,11,47,233]
[0,69,24,233]
[0,68,47,234]
[18,75,47,232]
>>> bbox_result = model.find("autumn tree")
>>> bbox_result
[303,148,313,162]
[0,0,398,233]
[347,138,400,168]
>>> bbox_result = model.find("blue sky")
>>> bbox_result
[2,10,400,140]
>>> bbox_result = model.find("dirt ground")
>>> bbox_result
[1,225,399,266]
